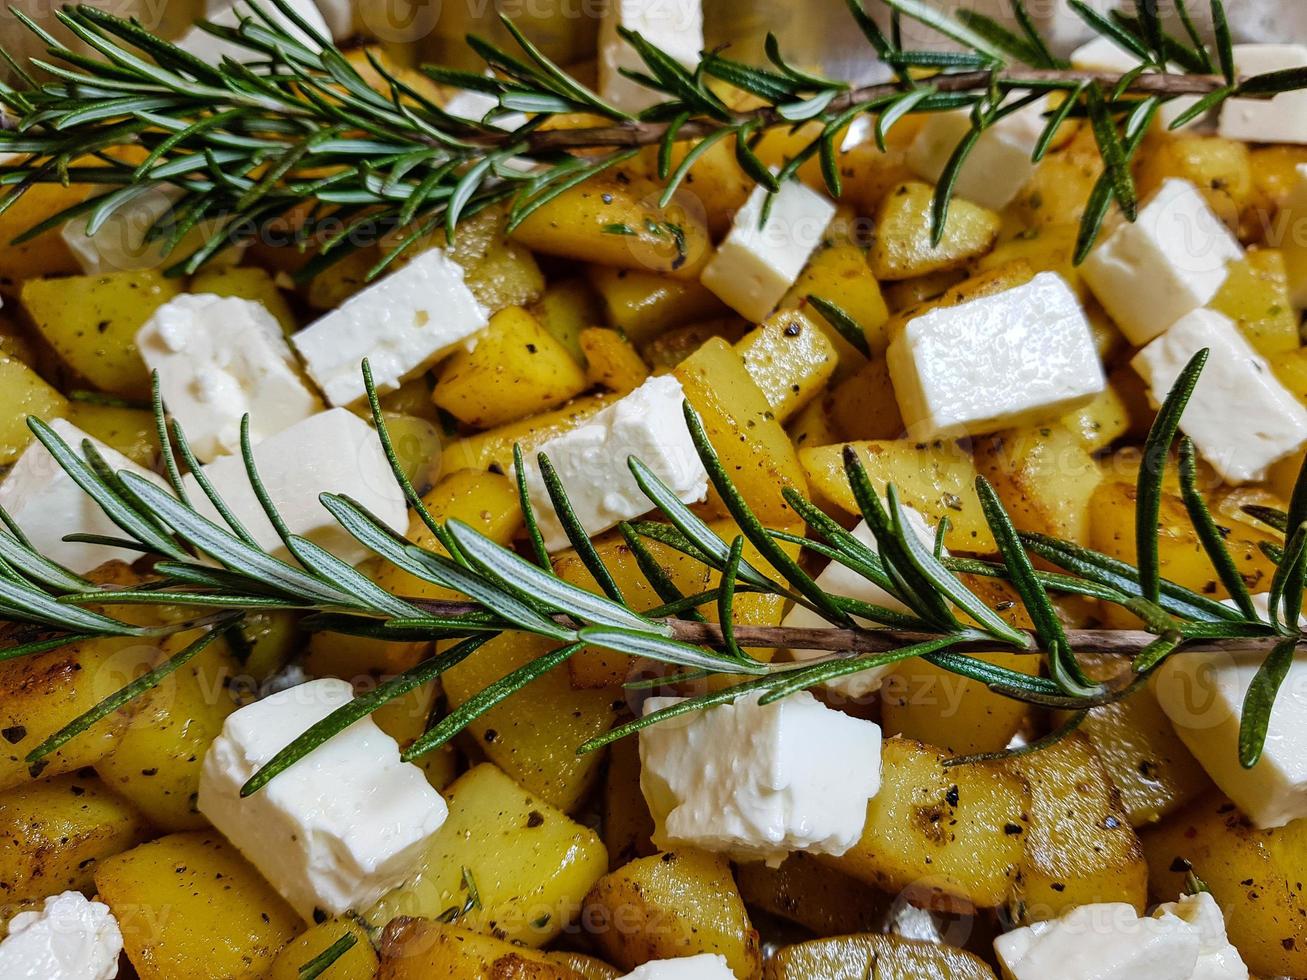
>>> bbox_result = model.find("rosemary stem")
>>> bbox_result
[399,599,1280,658]
[505,70,1235,155]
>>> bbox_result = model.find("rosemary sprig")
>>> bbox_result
[1,348,1301,789]
[0,0,1296,279]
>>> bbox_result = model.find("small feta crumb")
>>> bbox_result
[180,0,330,63]
[639,690,882,867]
[1153,892,1249,980]
[1280,164,1307,309]
[1070,37,1202,131]
[700,180,837,323]
[517,375,708,552]
[1153,593,1307,829]
[907,102,1046,211]
[183,408,409,566]
[1219,44,1307,144]
[292,247,488,407]
[994,901,1201,980]
[0,419,170,573]
[138,293,322,462]
[783,507,942,701]
[887,271,1105,439]
[620,954,736,979]
[599,0,703,113]
[0,891,122,980]
[1132,309,1307,484]
[1082,178,1243,346]
[198,677,447,920]
[444,88,529,132]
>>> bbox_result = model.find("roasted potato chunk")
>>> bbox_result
[378,918,618,979]
[870,182,1000,280]
[765,933,997,980]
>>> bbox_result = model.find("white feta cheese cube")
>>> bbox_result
[1280,163,1307,309]
[783,508,941,701]
[183,408,409,566]
[639,690,882,866]
[1132,308,1307,483]
[1152,892,1249,980]
[1153,593,1307,829]
[198,677,447,920]
[1070,37,1202,131]
[517,375,708,552]
[620,954,736,979]
[180,0,329,63]
[886,271,1105,439]
[867,0,1104,52]
[994,901,1201,980]
[62,186,186,274]
[292,246,488,407]
[1082,178,1243,346]
[0,419,170,574]
[0,891,122,980]
[599,0,703,113]
[700,180,836,323]
[138,293,322,462]
[1219,44,1307,144]
[907,102,1046,211]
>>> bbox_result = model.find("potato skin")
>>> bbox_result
[95,832,300,980]
[582,849,762,978]
[766,933,997,980]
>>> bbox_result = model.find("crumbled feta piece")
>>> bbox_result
[994,901,1201,980]
[1219,44,1307,144]
[907,102,1045,211]
[517,375,708,552]
[639,690,882,866]
[783,507,942,701]
[0,891,122,980]
[179,0,330,63]
[1082,179,1243,346]
[183,408,409,566]
[1153,593,1307,829]
[292,246,488,406]
[599,0,704,113]
[887,271,1105,439]
[198,677,447,920]
[620,954,736,979]
[138,293,322,462]
[1281,164,1307,309]
[1153,892,1249,980]
[62,186,186,274]
[1132,309,1307,484]
[700,180,837,323]
[1070,37,1201,131]
[0,419,170,573]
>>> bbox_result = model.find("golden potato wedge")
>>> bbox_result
[580,326,649,394]
[734,309,837,423]
[1209,249,1299,357]
[65,402,157,467]
[820,737,1029,909]
[1058,386,1131,454]
[531,278,604,362]
[765,933,997,980]
[20,269,183,400]
[800,439,996,553]
[95,832,300,980]
[583,849,761,977]
[369,764,608,948]
[0,354,69,465]
[1141,792,1307,978]
[588,266,727,344]
[0,771,149,904]
[512,175,709,279]
[434,306,589,428]
[870,182,1000,281]
[780,242,891,365]
[973,423,1103,545]
[267,918,378,980]
[603,734,657,869]
[1012,733,1148,921]
[1136,134,1252,228]
[377,918,610,979]
[736,852,893,937]
[640,318,749,372]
